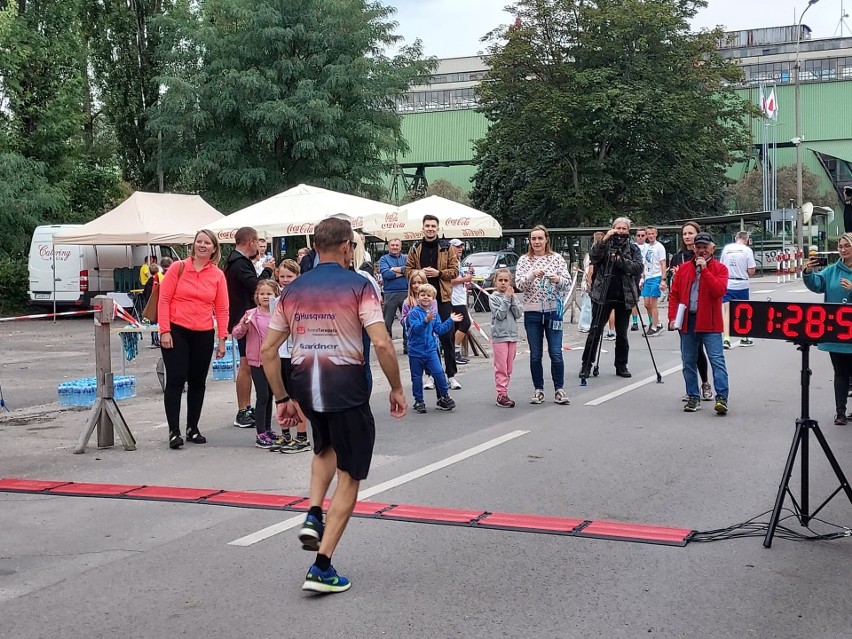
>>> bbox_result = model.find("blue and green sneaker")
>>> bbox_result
[302,564,351,593]
[298,513,324,551]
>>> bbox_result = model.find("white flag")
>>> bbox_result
[758,86,767,116]
[766,88,778,120]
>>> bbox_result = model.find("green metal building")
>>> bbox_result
[392,28,852,236]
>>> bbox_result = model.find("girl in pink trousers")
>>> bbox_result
[490,269,522,407]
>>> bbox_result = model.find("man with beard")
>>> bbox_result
[405,215,461,389]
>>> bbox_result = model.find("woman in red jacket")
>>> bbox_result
[158,229,230,449]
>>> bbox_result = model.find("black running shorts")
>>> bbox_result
[303,403,376,481]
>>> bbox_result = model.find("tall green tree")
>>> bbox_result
[84,0,174,188]
[0,1,85,175]
[471,0,755,229]
[729,165,830,214]
[151,0,434,211]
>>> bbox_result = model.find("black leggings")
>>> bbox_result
[452,304,472,335]
[250,365,273,434]
[161,324,214,434]
[437,300,457,378]
[696,347,708,384]
[829,352,852,413]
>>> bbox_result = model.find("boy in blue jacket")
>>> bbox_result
[407,283,462,413]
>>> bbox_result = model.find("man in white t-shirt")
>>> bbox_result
[641,226,667,336]
[448,239,473,373]
[631,228,647,331]
[720,231,757,348]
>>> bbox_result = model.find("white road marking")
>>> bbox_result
[227,429,530,546]
[752,289,775,294]
[585,365,683,406]
[789,289,809,293]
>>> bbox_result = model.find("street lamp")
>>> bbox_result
[795,0,821,257]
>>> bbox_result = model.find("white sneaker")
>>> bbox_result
[448,377,462,390]
[554,389,570,405]
[423,376,435,390]
[530,389,545,404]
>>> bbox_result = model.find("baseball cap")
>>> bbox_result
[449,238,463,246]
[694,232,714,245]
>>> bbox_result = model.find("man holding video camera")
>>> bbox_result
[579,217,644,380]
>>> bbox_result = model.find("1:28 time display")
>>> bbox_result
[730,301,852,343]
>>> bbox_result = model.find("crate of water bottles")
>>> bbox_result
[57,375,137,407]
[211,337,240,381]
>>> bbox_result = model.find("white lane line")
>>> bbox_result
[585,365,683,406]
[789,289,808,293]
[752,289,775,294]
[227,429,530,547]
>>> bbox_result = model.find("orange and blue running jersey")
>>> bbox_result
[270,262,383,412]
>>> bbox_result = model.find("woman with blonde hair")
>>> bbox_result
[515,224,571,405]
[158,229,229,449]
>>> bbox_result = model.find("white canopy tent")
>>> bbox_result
[365,196,502,241]
[207,184,396,242]
[53,192,224,245]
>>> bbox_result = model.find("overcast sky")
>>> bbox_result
[390,1,850,58]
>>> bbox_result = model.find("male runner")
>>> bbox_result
[261,217,407,594]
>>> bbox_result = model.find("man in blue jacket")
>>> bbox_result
[379,239,408,353]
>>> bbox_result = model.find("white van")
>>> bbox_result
[28,225,178,309]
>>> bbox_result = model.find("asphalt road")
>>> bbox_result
[2,277,852,638]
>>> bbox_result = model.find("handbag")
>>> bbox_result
[142,261,184,323]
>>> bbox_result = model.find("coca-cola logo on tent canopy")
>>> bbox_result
[380,211,405,230]
[444,217,472,227]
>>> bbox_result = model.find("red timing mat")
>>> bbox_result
[0,479,71,492]
[203,491,306,509]
[122,486,223,502]
[380,505,485,524]
[0,478,694,546]
[476,512,585,534]
[48,483,143,497]
[577,520,693,546]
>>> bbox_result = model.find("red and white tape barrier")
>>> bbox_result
[0,309,95,323]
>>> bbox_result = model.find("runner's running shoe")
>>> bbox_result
[298,514,324,551]
[302,564,351,594]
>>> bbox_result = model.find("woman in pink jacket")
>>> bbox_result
[158,230,229,449]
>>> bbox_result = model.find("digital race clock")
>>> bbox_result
[730,301,852,343]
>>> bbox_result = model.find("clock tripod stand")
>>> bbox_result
[764,340,852,547]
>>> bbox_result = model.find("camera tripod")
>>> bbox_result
[580,244,663,386]
[764,341,852,547]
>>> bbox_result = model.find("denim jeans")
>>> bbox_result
[409,350,449,402]
[524,311,564,390]
[679,316,729,400]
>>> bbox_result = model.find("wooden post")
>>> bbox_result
[74,296,137,454]
[461,330,490,359]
